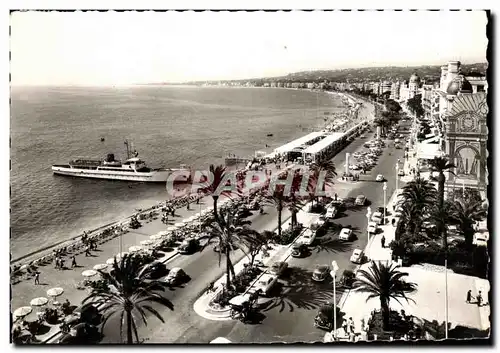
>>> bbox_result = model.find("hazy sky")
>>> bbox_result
[10,10,488,85]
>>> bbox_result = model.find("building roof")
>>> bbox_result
[447,75,473,95]
[274,131,326,154]
[303,132,345,155]
[445,92,488,119]
[409,73,421,83]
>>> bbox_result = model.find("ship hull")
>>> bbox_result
[51,165,189,183]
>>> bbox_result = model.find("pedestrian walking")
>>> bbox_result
[196,197,199,204]
[186,202,190,211]
[477,291,482,307]
[334,193,338,201]
[71,256,77,268]
[466,289,472,304]
[348,317,355,333]
[171,207,175,217]
[85,245,91,257]
[381,235,386,248]
[34,272,40,285]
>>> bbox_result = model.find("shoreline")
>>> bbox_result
[11,91,364,266]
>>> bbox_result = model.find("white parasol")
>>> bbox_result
[93,264,108,271]
[158,230,169,236]
[150,234,163,241]
[82,270,98,278]
[19,264,28,271]
[174,223,184,228]
[13,306,32,318]
[129,246,143,253]
[106,258,117,265]
[140,240,154,246]
[46,287,64,298]
[30,297,48,307]
[167,226,177,232]
[182,218,191,223]
[116,252,129,258]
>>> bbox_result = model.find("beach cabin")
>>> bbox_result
[302,132,346,164]
[273,131,326,162]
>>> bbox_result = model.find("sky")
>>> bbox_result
[10,10,488,85]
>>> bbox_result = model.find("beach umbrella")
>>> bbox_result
[150,234,163,241]
[158,230,169,236]
[19,264,28,271]
[129,246,143,253]
[182,218,191,223]
[82,270,98,278]
[167,226,177,232]
[116,252,129,258]
[13,306,32,319]
[174,223,184,228]
[30,297,48,307]
[106,258,117,265]
[93,264,108,271]
[46,287,64,298]
[140,240,153,246]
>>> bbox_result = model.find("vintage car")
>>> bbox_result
[312,265,330,282]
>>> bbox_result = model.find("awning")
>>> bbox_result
[416,143,443,160]
[422,136,440,144]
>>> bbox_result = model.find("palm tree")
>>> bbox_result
[399,177,437,236]
[202,164,229,223]
[200,209,249,289]
[428,156,456,248]
[260,188,287,238]
[308,161,336,204]
[449,198,487,248]
[240,230,274,267]
[83,255,174,344]
[353,261,417,330]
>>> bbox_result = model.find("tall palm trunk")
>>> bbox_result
[126,309,133,344]
[277,201,283,237]
[291,209,297,228]
[225,247,232,289]
[212,195,219,222]
[380,297,390,331]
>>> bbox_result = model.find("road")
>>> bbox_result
[101,118,411,344]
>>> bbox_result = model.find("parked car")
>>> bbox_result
[376,207,387,215]
[350,249,365,264]
[325,207,338,220]
[298,228,316,246]
[339,228,353,241]
[249,274,278,296]
[143,261,169,280]
[395,143,402,149]
[314,302,336,331]
[291,243,309,258]
[367,221,378,234]
[162,267,189,286]
[269,261,288,276]
[311,219,328,236]
[398,169,405,176]
[372,211,384,225]
[312,265,330,282]
[178,238,200,254]
[355,195,366,206]
[376,174,385,182]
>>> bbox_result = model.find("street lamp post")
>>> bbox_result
[330,261,340,340]
[366,206,372,257]
[383,182,388,224]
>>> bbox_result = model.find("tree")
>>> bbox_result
[449,198,487,248]
[407,94,425,118]
[200,209,249,289]
[399,177,437,236]
[83,255,174,344]
[200,164,238,223]
[309,160,337,203]
[260,187,287,238]
[353,261,417,330]
[428,156,456,250]
[240,230,275,267]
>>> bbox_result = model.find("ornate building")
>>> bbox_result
[399,73,422,102]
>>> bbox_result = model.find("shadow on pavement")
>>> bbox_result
[313,236,353,254]
[257,267,333,313]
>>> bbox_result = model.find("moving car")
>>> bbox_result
[367,221,378,234]
[178,238,200,254]
[339,228,353,241]
[350,249,365,264]
[298,228,316,246]
[162,267,189,286]
[376,174,385,182]
[143,261,169,280]
[355,195,366,206]
[269,261,288,276]
[249,274,278,296]
[291,243,309,258]
[312,265,330,282]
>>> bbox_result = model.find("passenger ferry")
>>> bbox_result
[51,141,190,183]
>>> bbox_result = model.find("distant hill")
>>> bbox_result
[152,62,488,86]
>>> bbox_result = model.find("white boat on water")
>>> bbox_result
[52,141,190,183]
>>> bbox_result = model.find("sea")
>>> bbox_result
[10,86,345,260]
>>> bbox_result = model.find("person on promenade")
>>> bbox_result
[60,258,65,269]
[477,291,482,307]
[334,193,338,201]
[381,235,386,248]
[85,245,91,257]
[342,319,348,335]
[186,202,190,211]
[466,290,473,304]
[71,256,77,268]
[34,272,40,285]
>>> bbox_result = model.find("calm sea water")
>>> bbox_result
[10,86,344,259]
